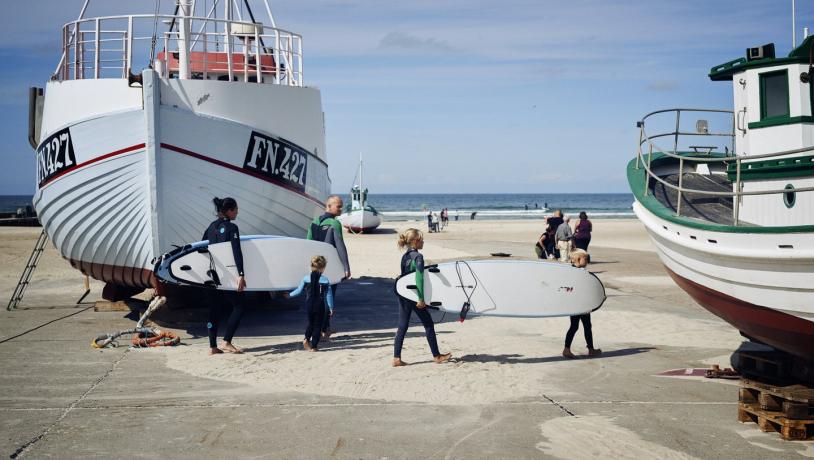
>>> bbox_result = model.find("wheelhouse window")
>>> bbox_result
[759,70,789,120]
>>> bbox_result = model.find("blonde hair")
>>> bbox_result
[397,228,423,250]
[311,255,327,270]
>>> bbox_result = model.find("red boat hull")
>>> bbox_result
[665,267,814,361]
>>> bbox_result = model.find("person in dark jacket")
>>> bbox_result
[307,195,350,339]
[202,197,246,355]
[574,211,592,252]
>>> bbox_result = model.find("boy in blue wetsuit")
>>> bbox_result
[392,228,451,367]
[289,255,334,351]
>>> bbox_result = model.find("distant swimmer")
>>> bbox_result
[203,197,246,355]
[392,228,451,367]
[289,255,334,352]
[307,195,350,339]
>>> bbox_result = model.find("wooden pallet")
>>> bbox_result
[736,350,794,383]
[738,402,814,440]
[739,379,814,420]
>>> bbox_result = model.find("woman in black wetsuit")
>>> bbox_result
[392,228,451,367]
[203,197,246,355]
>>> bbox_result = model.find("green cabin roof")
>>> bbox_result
[709,36,814,81]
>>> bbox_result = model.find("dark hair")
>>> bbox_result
[579,211,587,220]
[213,197,238,216]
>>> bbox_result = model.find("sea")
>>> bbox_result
[0,193,635,221]
[355,193,634,221]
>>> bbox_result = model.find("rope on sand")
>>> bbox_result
[91,296,180,348]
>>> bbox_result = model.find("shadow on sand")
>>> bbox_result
[457,347,655,364]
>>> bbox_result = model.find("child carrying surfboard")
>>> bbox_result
[393,228,452,367]
[289,255,334,352]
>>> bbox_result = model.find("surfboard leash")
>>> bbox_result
[454,261,477,322]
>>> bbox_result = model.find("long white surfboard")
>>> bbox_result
[394,260,606,318]
[154,235,345,291]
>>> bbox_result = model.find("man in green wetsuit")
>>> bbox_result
[307,195,351,338]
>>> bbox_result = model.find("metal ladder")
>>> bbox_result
[7,228,48,310]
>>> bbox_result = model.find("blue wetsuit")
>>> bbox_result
[203,217,245,348]
[393,249,440,359]
[290,271,334,349]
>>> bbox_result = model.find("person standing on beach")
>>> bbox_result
[289,255,334,352]
[203,197,246,355]
[545,210,564,259]
[307,195,351,339]
[393,228,452,367]
[555,216,574,263]
[563,314,601,359]
[574,211,592,252]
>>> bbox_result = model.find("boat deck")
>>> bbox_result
[650,173,747,226]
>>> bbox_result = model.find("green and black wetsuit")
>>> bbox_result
[393,248,440,358]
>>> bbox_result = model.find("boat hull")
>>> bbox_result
[633,201,814,360]
[33,74,330,289]
[338,209,381,233]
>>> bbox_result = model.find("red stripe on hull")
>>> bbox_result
[664,267,814,361]
[70,258,154,289]
[39,143,145,189]
[160,143,324,207]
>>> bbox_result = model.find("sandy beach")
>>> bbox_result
[0,219,810,458]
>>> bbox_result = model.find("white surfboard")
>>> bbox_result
[154,235,345,291]
[394,260,606,318]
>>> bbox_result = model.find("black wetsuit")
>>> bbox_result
[564,314,594,349]
[203,217,245,349]
[393,249,440,359]
[307,212,350,334]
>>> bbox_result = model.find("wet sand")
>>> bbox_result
[0,220,810,458]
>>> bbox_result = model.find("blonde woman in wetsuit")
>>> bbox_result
[392,228,451,367]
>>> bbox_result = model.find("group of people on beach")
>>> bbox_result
[202,195,451,366]
[426,208,449,233]
[535,209,600,359]
[202,196,596,365]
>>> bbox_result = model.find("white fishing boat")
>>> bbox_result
[29,1,330,298]
[338,156,381,233]
[627,39,814,367]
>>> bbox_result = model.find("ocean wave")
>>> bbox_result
[380,210,634,219]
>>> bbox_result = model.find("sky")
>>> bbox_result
[1,0,812,195]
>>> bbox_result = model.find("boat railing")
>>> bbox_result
[636,108,814,225]
[53,14,302,86]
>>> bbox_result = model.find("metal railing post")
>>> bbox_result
[254,28,261,83]
[94,19,100,79]
[734,158,742,225]
[673,110,681,153]
[636,125,643,169]
[676,158,684,216]
[73,22,79,80]
[644,143,653,196]
[274,30,280,84]
[297,36,302,85]
[127,16,133,76]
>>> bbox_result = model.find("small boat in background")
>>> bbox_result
[338,156,381,233]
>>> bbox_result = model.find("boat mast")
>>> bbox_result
[359,152,364,230]
[178,0,193,79]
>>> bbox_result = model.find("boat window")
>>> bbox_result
[759,70,789,120]
[784,184,796,208]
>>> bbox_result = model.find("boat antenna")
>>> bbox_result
[793,0,797,48]
[148,0,162,67]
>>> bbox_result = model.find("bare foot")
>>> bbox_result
[562,348,576,359]
[588,348,602,357]
[309,347,318,352]
[221,342,244,354]
[392,358,408,367]
[434,353,452,364]
[209,347,224,355]
[303,339,313,351]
